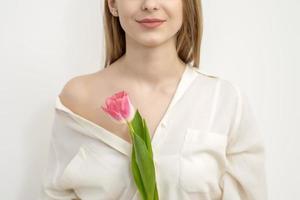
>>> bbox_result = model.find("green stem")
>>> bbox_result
[126,120,135,141]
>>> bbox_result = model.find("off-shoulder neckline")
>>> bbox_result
[54,63,197,156]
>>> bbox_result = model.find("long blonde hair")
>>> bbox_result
[103,0,203,69]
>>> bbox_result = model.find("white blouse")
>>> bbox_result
[40,63,268,200]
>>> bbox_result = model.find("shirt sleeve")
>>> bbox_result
[220,85,268,200]
[40,110,80,200]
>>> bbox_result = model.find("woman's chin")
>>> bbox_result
[137,38,168,48]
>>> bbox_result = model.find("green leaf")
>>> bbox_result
[133,133,156,200]
[131,109,146,140]
[129,111,159,200]
[142,118,153,157]
[131,110,153,157]
[154,184,159,200]
[131,139,147,200]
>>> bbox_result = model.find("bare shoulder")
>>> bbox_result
[58,67,114,112]
[58,75,89,111]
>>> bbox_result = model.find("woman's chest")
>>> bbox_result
[82,86,175,144]
[60,126,228,200]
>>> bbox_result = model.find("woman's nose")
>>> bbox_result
[141,0,160,11]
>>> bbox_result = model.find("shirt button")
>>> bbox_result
[161,121,167,128]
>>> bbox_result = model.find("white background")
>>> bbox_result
[0,0,299,199]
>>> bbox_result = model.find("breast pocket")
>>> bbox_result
[61,143,129,199]
[179,128,227,197]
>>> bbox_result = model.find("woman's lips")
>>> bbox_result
[138,21,165,28]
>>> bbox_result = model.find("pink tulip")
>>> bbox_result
[101,90,159,199]
[101,91,136,124]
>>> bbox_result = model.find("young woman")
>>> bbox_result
[41,0,267,199]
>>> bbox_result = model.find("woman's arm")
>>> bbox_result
[40,111,80,200]
[220,85,268,200]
